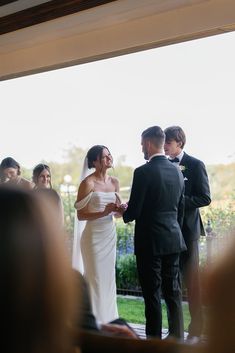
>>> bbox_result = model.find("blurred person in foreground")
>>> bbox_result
[0,157,33,189]
[0,186,78,353]
[202,233,235,353]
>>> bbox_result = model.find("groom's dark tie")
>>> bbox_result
[169,157,179,163]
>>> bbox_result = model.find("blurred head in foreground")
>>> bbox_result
[34,187,64,228]
[0,186,77,353]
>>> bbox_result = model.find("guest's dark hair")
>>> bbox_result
[32,163,52,188]
[141,126,165,148]
[164,126,186,149]
[0,186,76,353]
[0,157,21,175]
[86,145,111,169]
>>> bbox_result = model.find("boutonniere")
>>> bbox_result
[179,165,187,172]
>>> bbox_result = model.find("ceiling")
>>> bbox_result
[1,0,235,81]
[0,0,205,52]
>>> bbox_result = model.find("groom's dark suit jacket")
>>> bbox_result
[179,152,211,245]
[123,155,186,256]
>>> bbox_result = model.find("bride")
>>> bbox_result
[72,145,121,323]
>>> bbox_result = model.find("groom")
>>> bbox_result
[120,126,186,339]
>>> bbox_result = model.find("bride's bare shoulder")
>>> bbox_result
[77,175,95,200]
[110,176,120,191]
[82,173,95,185]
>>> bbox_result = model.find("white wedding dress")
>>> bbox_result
[74,191,119,323]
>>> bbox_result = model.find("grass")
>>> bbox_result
[117,296,190,331]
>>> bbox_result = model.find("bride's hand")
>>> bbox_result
[116,203,128,214]
[103,203,117,216]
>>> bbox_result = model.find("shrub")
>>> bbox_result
[201,202,235,237]
[116,254,140,290]
[116,220,134,256]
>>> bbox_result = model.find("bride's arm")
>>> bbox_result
[75,179,117,221]
[112,177,123,218]
[77,203,117,221]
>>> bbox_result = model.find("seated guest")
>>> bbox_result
[0,186,78,353]
[0,157,33,189]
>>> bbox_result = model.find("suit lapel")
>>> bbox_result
[179,153,190,179]
[180,152,188,166]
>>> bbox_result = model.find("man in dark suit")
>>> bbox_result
[164,126,211,343]
[120,126,186,339]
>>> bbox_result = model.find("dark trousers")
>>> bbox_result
[180,240,203,336]
[136,253,184,339]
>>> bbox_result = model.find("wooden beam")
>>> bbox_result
[0,0,117,35]
[0,0,17,6]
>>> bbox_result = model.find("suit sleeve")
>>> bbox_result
[185,160,211,210]
[123,167,148,223]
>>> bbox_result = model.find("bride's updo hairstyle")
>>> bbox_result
[87,145,111,169]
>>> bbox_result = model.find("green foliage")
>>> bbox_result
[201,202,235,237]
[207,163,235,201]
[116,220,138,290]
[61,192,77,235]
[116,220,134,254]
[116,254,140,290]
[21,166,33,181]
[49,146,86,190]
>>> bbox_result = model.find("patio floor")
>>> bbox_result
[129,323,188,340]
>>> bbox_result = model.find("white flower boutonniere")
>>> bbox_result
[179,165,186,172]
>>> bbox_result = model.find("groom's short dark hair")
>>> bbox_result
[141,126,165,148]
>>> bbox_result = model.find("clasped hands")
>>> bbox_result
[104,202,128,216]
